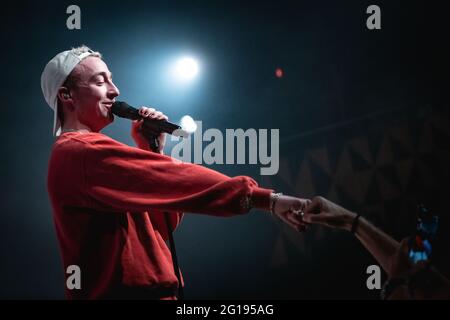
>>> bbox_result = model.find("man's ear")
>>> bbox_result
[57,87,73,105]
[57,87,76,113]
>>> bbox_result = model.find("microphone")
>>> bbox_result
[111,101,188,138]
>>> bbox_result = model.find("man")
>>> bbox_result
[42,45,309,299]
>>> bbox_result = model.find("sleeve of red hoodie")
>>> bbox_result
[83,135,273,217]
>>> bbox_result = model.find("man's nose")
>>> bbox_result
[108,81,120,98]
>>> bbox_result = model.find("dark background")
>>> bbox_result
[0,0,449,299]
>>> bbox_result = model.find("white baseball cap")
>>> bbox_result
[41,47,99,136]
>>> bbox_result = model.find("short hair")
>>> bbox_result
[57,45,102,126]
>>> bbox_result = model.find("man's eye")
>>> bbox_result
[96,81,105,85]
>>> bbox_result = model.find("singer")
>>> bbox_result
[41,45,309,299]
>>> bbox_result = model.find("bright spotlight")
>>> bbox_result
[180,115,197,133]
[172,57,199,83]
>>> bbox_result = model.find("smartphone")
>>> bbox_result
[408,204,438,264]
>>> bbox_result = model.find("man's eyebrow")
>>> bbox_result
[89,72,113,80]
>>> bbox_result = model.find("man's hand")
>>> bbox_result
[272,195,311,232]
[302,196,356,231]
[131,106,169,154]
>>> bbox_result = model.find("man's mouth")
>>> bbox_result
[102,102,114,119]
[103,102,114,111]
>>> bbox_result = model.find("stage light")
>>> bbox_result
[180,115,197,133]
[171,57,199,83]
[275,67,283,78]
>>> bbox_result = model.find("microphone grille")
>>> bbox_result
[111,101,139,120]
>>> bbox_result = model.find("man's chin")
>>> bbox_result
[104,110,114,122]
[99,114,114,130]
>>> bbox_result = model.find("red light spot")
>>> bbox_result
[275,68,283,78]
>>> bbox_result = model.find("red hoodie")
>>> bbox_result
[47,132,272,299]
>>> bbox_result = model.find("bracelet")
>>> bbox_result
[270,193,283,215]
[351,213,361,234]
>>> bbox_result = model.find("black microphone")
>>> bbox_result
[111,101,188,138]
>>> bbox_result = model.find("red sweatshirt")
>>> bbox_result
[47,132,272,299]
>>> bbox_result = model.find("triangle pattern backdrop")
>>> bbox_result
[267,109,450,267]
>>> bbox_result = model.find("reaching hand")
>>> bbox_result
[302,196,356,231]
[272,195,311,232]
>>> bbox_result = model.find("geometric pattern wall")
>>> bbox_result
[262,109,450,268]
